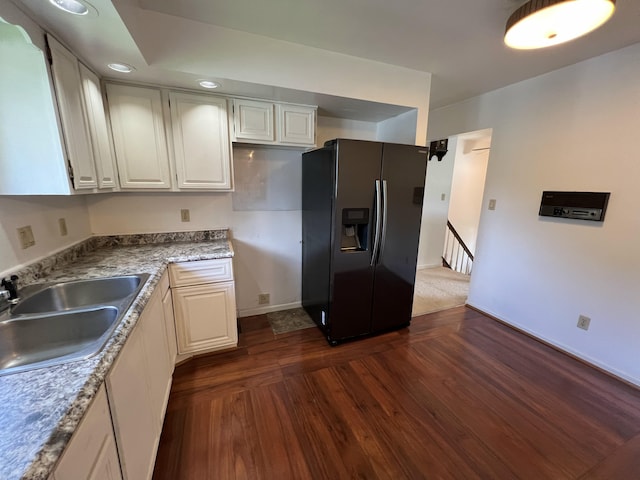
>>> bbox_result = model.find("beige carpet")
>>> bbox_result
[412,267,470,317]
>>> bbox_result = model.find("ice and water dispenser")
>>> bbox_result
[340,208,369,252]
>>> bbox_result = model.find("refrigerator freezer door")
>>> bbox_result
[302,147,335,328]
[371,143,427,332]
[328,140,382,341]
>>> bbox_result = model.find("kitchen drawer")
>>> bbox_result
[169,258,233,287]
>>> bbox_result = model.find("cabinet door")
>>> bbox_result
[53,386,122,480]
[106,325,157,480]
[140,288,172,428]
[106,83,171,189]
[162,285,177,365]
[277,104,316,145]
[170,92,232,190]
[79,64,118,189]
[48,36,97,189]
[172,281,237,354]
[233,99,275,143]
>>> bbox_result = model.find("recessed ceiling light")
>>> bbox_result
[199,80,221,89]
[505,0,616,50]
[49,0,90,15]
[107,63,135,73]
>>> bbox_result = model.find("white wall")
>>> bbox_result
[0,196,91,276]
[316,116,377,146]
[376,110,419,144]
[428,42,640,386]
[416,139,457,269]
[87,190,301,316]
[448,131,491,254]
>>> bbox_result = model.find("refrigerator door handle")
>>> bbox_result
[379,180,388,264]
[371,180,382,266]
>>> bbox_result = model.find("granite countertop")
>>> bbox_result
[0,230,234,480]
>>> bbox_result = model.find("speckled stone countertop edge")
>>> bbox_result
[0,231,234,480]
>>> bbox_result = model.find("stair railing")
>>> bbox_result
[442,221,474,275]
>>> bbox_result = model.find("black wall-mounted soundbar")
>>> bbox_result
[539,191,610,222]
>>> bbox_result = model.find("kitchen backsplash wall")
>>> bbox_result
[0,196,91,278]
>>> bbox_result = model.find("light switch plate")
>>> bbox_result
[17,226,35,249]
[58,218,68,236]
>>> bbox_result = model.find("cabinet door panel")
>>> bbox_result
[170,92,232,189]
[48,36,97,189]
[278,104,316,145]
[106,84,171,189]
[79,64,117,189]
[53,386,122,480]
[162,286,177,365]
[172,281,237,354]
[233,99,275,142]
[140,289,172,428]
[106,326,157,480]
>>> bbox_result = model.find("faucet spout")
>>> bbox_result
[1,275,19,300]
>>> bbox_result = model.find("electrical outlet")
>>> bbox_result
[488,199,497,210]
[180,209,190,222]
[577,315,591,331]
[58,218,68,236]
[258,293,270,305]
[17,226,35,249]
[441,193,446,201]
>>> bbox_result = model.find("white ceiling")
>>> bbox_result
[11,0,640,120]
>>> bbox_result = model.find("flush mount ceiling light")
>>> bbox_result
[49,0,90,15]
[505,0,616,50]
[198,80,220,89]
[107,63,135,73]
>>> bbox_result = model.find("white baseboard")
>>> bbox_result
[417,263,442,270]
[238,301,301,318]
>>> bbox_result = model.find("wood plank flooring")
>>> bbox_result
[153,307,640,479]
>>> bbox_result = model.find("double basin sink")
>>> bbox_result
[0,274,149,376]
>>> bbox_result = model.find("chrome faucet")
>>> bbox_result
[1,275,19,300]
[0,275,19,315]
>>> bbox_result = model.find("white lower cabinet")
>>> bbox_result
[50,261,235,480]
[106,283,172,480]
[170,258,238,354]
[50,385,121,480]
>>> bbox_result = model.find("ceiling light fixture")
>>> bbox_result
[198,80,220,89]
[107,63,135,73]
[504,0,616,50]
[48,0,90,15]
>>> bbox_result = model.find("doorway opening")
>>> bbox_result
[412,128,492,316]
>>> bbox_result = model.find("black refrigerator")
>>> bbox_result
[302,138,428,345]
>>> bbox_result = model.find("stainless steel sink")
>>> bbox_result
[12,275,145,315]
[0,273,149,376]
[0,307,119,376]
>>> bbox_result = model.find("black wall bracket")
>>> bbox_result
[429,139,448,161]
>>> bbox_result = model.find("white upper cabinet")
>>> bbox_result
[48,35,98,189]
[169,91,233,190]
[0,19,69,195]
[79,64,118,189]
[106,83,172,189]
[233,98,275,143]
[277,103,316,145]
[232,98,316,146]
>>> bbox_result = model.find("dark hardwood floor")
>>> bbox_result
[153,306,640,479]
